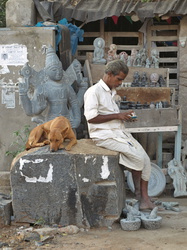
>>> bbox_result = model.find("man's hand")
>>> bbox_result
[117,110,137,122]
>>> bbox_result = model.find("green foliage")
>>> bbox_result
[5,125,31,158]
[141,0,151,2]
[34,217,46,227]
[0,0,8,27]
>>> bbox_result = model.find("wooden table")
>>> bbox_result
[123,106,182,168]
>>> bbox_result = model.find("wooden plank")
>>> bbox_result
[151,25,178,31]
[77,45,94,50]
[159,58,178,63]
[156,47,178,52]
[146,19,152,56]
[107,32,140,37]
[83,59,93,86]
[90,63,105,83]
[150,36,177,41]
[123,107,180,127]
[125,126,179,133]
[116,45,141,50]
[100,20,104,39]
[117,87,173,104]
[168,68,178,73]
[84,32,102,37]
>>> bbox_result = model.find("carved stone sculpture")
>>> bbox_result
[151,49,160,68]
[107,44,119,62]
[130,48,137,66]
[92,37,106,64]
[141,72,148,87]
[139,48,147,67]
[168,158,187,197]
[119,51,128,64]
[145,58,151,68]
[150,72,159,87]
[19,46,87,129]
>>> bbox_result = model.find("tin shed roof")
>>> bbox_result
[35,0,187,23]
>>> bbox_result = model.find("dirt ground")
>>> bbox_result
[0,194,187,250]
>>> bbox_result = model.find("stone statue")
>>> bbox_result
[130,49,137,66]
[151,49,160,68]
[132,71,140,87]
[119,51,128,64]
[182,139,187,169]
[107,44,119,62]
[141,72,148,87]
[71,59,88,108]
[139,48,147,67]
[150,72,159,87]
[133,51,141,67]
[168,158,187,197]
[92,37,106,64]
[145,58,151,68]
[158,74,166,87]
[19,46,85,129]
[127,56,131,67]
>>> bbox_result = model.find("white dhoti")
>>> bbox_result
[94,131,151,181]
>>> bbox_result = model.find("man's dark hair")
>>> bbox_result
[105,59,129,76]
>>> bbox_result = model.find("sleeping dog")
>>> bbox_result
[25,116,77,152]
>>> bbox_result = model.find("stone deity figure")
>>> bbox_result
[71,59,88,108]
[139,48,147,67]
[19,46,83,129]
[107,44,119,62]
[130,48,137,66]
[151,49,160,68]
[141,72,148,87]
[168,158,187,197]
[133,51,141,67]
[119,51,128,64]
[92,37,106,64]
[145,58,151,68]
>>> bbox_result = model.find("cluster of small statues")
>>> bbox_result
[119,99,170,110]
[92,37,160,68]
[129,71,166,88]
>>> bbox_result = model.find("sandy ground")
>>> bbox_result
[0,194,187,250]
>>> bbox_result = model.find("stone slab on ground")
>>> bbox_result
[0,172,11,195]
[0,199,12,227]
[10,139,125,228]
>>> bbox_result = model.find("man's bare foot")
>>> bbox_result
[139,198,156,210]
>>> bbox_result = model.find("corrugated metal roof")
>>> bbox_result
[36,0,187,22]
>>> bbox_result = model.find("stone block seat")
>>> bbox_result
[10,139,125,228]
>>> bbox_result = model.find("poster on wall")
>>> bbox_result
[0,44,28,66]
[2,87,15,108]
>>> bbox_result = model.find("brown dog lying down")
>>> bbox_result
[25,116,77,152]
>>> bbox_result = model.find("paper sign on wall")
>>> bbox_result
[0,44,28,66]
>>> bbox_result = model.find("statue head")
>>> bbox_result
[94,37,105,49]
[45,46,63,81]
[72,59,82,74]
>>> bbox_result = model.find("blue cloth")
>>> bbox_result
[58,18,84,55]
[35,19,84,55]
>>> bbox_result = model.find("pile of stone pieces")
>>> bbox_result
[120,200,162,231]
[120,199,181,231]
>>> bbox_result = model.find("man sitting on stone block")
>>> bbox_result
[84,59,155,210]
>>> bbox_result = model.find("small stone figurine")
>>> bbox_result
[150,72,159,87]
[92,37,106,64]
[107,43,119,62]
[168,158,187,198]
